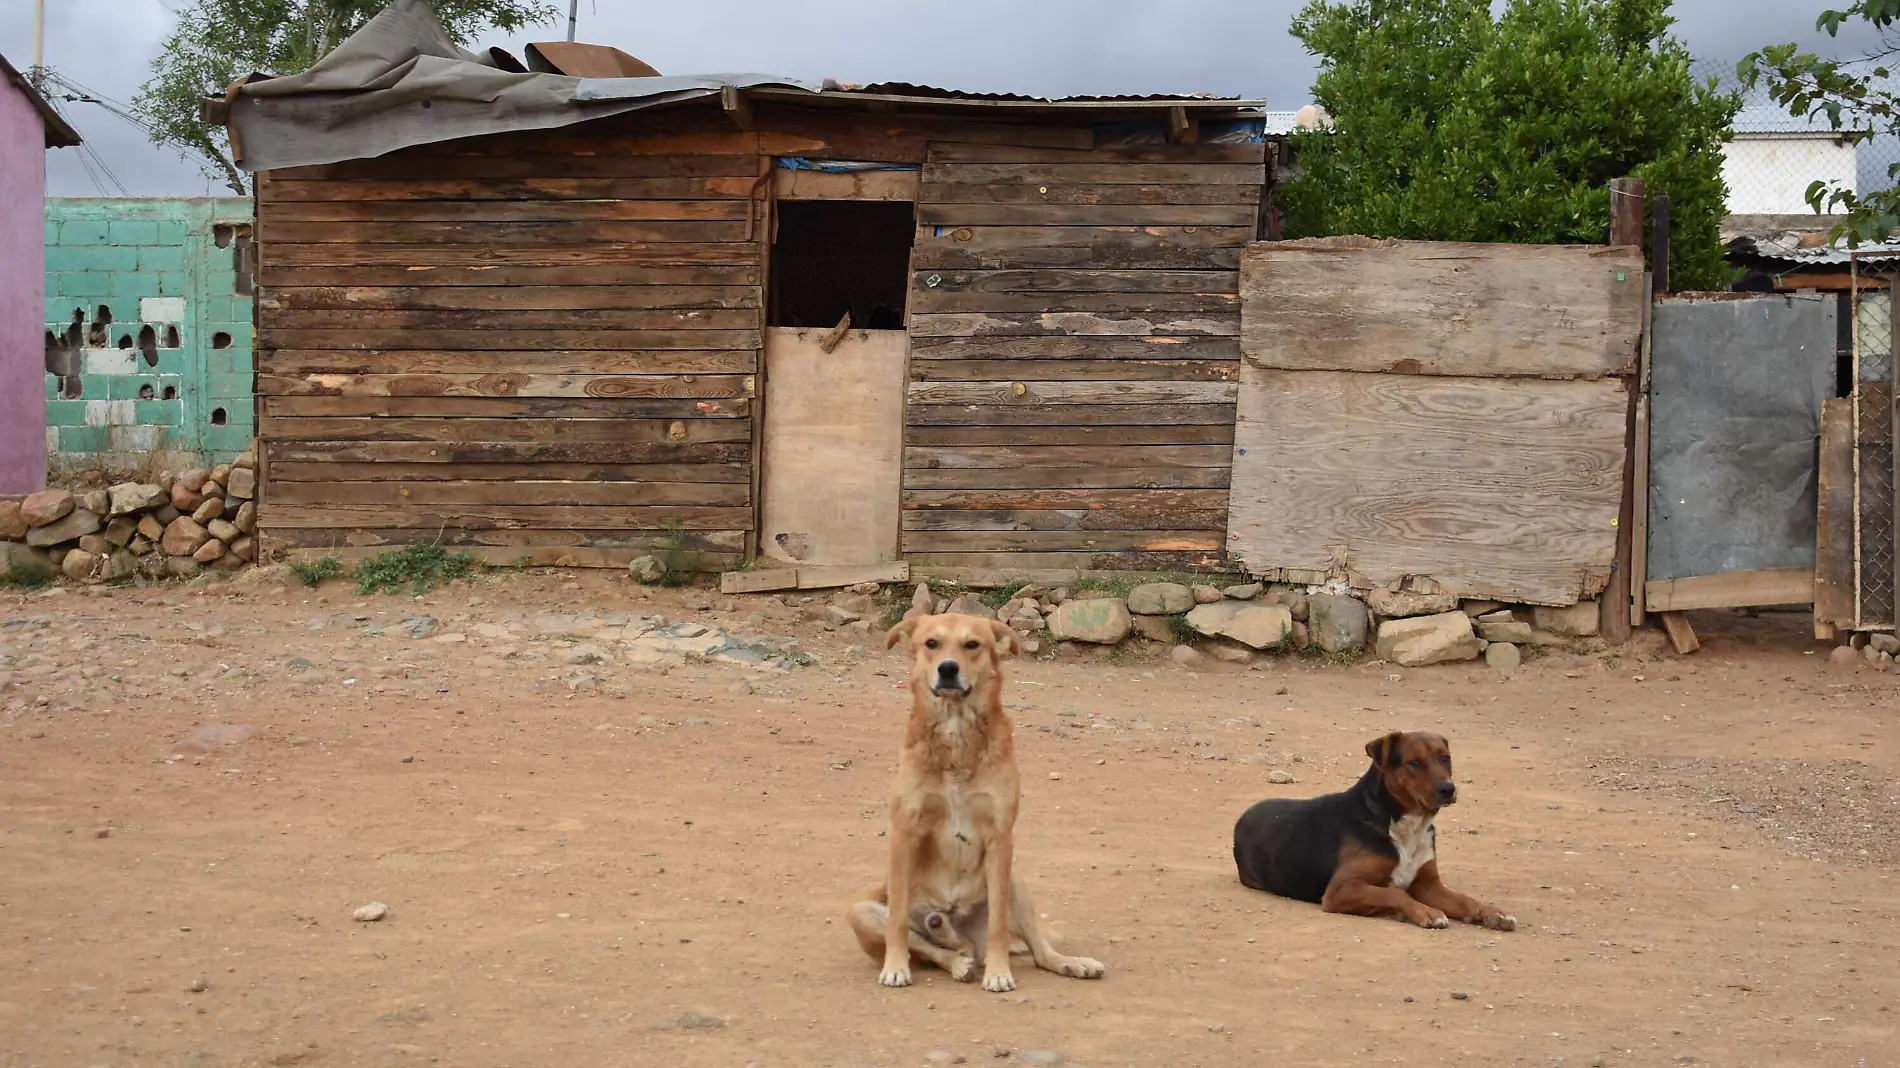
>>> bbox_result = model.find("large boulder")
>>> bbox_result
[1477,620,1534,643]
[1126,582,1194,616]
[61,548,96,581]
[1367,588,1459,619]
[26,508,102,548]
[1375,611,1485,667]
[1186,601,1293,649]
[1047,598,1131,644]
[226,467,257,499]
[0,498,27,540]
[1184,601,1243,636]
[1307,593,1369,653]
[1129,614,1178,643]
[19,489,74,527]
[161,516,211,557]
[945,594,997,620]
[1532,602,1600,638]
[106,482,166,516]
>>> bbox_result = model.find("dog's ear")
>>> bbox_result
[986,618,1021,657]
[1365,731,1404,767]
[884,618,917,650]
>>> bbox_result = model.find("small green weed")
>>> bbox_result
[290,556,344,588]
[658,516,703,587]
[0,556,55,590]
[353,542,475,595]
[981,579,1030,610]
[1168,615,1200,644]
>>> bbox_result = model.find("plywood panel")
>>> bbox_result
[760,327,907,566]
[1240,238,1645,379]
[1227,367,1627,606]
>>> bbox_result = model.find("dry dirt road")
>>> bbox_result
[1,572,1895,1068]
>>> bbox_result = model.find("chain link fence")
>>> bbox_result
[1850,266,1896,630]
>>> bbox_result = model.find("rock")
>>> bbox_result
[1476,609,1516,625]
[152,503,181,525]
[1306,593,1369,653]
[1290,620,1310,650]
[925,1051,967,1065]
[102,550,139,580]
[1184,600,1242,636]
[945,594,997,620]
[395,616,439,639]
[136,514,166,542]
[1169,645,1205,667]
[1222,604,1294,649]
[1191,584,1224,604]
[106,482,165,516]
[825,605,862,626]
[226,467,256,499]
[627,555,664,584]
[233,450,256,470]
[1367,588,1459,618]
[26,507,102,547]
[103,516,137,546]
[1129,614,1178,643]
[1267,769,1297,784]
[176,468,209,494]
[1126,582,1194,616]
[1269,585,1310,621]
[906,582,935,620]
[191,497,224,526]
[230,535,256,563]
[1208,642,1254,663]
[234,501,258,534]
[1532,602,1600,638]
[79,489,109,516]
[0,499,28,540]
[1047,598,1132,644]
[1018,1050,1065,1066]
[78,533,108,555]
[675,1011,724,1030]
[206,518,241,543]
[188,977,207,993]
[1829,645,1860,669]
[1870,633,1900,656]
[728,679,753,695]
[169,482,203,513]
[165,557,201,578]
[1864,643,1886,664]
[1223,582,1264,600]
[62,549,96,581]
[232,562,296,590]
[1485,641,1521,675]
[831,592,876,615]
[1477,621,1534,643]
[352,902,388,922]
[161,517,210,557]
[1375,611,1485,667]
[1462,600,1503,617]
[193,539,227,564]
[1020,638,1040,654]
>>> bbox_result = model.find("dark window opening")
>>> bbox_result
[59,376,81,400]
[210,407,228,426]
[138,383,155,400]
[163,325,181,348]
[233,228,255,296]
[87,305,112,346]
[162,385,178,400]
[137,325,158,368]
[117,333,132,349]
[1837,291,1855,398]
[212,331,232,349]
[213,224,234,249]
[768,200,915,330]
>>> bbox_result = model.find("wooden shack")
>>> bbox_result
[243,80,1267,576]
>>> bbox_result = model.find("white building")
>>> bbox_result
[1722,105,1861,217]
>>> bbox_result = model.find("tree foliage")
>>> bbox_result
[1282,0,1739,291]
[1741,2,1900,246]
[132,0,557,195]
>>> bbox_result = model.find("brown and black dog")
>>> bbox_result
[1232,731,1516,931]
[846,613,1106,992]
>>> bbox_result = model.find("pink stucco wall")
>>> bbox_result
[0,78,47,494]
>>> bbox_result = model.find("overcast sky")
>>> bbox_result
[1,0,1886,197]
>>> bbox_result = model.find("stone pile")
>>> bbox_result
[904,581,1075,654]
[0,453,258,583]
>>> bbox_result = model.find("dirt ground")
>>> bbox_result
[1,571,1896,1068]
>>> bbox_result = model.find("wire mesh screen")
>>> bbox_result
[1852,273,1896,630]
[768,201,916,330]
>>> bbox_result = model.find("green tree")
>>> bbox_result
[1282,0,1739,291]
[1742,2,1900,245]
[132,0,557,195]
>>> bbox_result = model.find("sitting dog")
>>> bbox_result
[1231,731,1515,931]
[846,613,1106,991]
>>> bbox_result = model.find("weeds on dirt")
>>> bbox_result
[1169,615,1201,644]
[981,579,1031,609]
[352,543,475,595]
[290,556,344,588]
[657,517,703,588]
[0,556,55,590]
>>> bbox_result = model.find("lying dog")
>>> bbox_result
[1232,731,1515,931]
[846,613,1106,991]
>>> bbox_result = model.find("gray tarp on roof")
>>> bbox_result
[230,0,813,172]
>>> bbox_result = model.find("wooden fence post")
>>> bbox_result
[1602,177,1646,646]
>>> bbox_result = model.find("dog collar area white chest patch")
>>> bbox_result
[1387,814,1436,889]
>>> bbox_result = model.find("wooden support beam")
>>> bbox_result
[1644,566,1815,613]
[722,85,753,130]
[1165,106,1198,144]
[1651,195,1672,295]
[1660,611,1700,655]
[1602,177,1646,647]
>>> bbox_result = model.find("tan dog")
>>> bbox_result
[846,613,1106,992]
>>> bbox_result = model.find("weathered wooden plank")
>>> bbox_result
[263,177,757,202]
[263,349,758,375]
[259,373,753,399]
[900,530,1223,552]
[1227,367,1627,606]
[263,286,758,311]
[263,220,752,244]
[909,290,1241,315]
[1660,611,1701,654]
[913,227,1248,270]
[1240,239,1646,379]
[265,199,748,224]
[268,479,748,508]
[262,243,760,268]
[1644,566,1814,612]
[913,269,1238,295]
[924,183,1261,205]
[907,424,1234,447]
[273,545,743,571]
[906,381,1236,405]
[927,142,1264,165]
[262,504,752,530]
[263,396,748,420]
[907,551,1229,574]
[918,203,1255,227]
[260,264,762,288]
[262,308,758,331]
[906,488,1227,511]
[903,466,1231,490]
[902,507,1228,532]
[905,444,1235,469]
[1814,397,1855,629]
[718,562,910,595]
[908,312,1239,338]
[257,329,763,351]
[269,461,750,483]
[260,417,751,443]
[268,154,766,181]
[922,163,1264,186]
[760,107,1092,154]
[264,440,750,464]
[266,526,748,552]
[908,335,1241,361]
[911,359,1237,382]
[907,403,1233,426]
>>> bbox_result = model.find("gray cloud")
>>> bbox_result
[0,0,1882,197]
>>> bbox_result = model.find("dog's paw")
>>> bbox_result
[1479,910,1517,932]
[1416,909,1451,930]
[877,966,913,988]
[949,956,978,983]
[1057,956,1106,980]
[982,968,1018,993]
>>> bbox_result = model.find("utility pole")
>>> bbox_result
[31,0,46,88]
[566,0,579,41]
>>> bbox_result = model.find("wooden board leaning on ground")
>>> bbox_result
[1226,368,1628,607]
[903,138,1266,574]
[1240,237,1646,379]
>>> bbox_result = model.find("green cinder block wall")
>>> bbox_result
[43,198,255,470]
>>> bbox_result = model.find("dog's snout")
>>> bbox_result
[1436,781,1458,803]
[936,659,961,679]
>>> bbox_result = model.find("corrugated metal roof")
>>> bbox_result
[1733,104,1863,136]
[1729,231,1900,265]
[839,81,1240,104]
